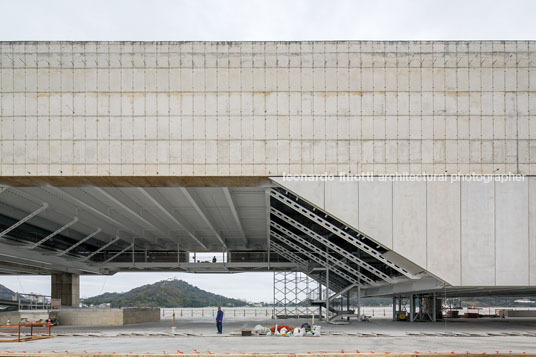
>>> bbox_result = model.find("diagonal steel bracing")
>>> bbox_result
[271,206,392,283]
[270,242,343,292]
[43,186,152,245]
[29,217,79,249]
[102,244,133,264]
[57,228,102,256]
[271,230,362,287]
[271,189,416,279]
[270,242,308,267]
[329,284,356,301]
[81,237,120,262]
[271,241,343,294]
[0,203,48,239]
[271,223,373,285]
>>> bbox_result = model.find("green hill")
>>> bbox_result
[82,279,248,308]
[0,284,15,298]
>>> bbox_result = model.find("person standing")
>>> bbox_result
[216,306,223,334]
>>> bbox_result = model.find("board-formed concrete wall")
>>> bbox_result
[122,307,160,325]
[53,307,159,326]
[272,177,536,287]
[0,41,535,178]
[0,311,49,325]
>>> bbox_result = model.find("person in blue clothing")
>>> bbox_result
[216,306,223,334]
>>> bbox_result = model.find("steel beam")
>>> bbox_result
[93,187,167,237]
[271,206,391,283]
[43,186,152,245]
[270,243,336,291]
[0,203,48,239]
[29,217,78,249]
[271,189,416,279]
[81,237,120,261]
[222,188,248,245]
[7,187,149,249]
[271,248,343,292]
[0,265,40,274]
[102,261,298,271]
[329,284,356,301]
[102,244,133,264]
[270,241,308,267]
[265,188,271,270]
[271,222,371,285]
[57,228,101,256]
[271,230,361,288]
[0,241,100,274]
[136,188,207,249]
[180,188,227,249]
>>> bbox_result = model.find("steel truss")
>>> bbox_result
[273,272,319,319]
[270,189,416,279]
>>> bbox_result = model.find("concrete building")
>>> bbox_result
[0,41,535,321]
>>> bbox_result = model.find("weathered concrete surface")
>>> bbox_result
[53,308,159,326]
[122,308,160,325]
[1,354,535,357]
[0,350,536,357]
[2,317,536,355]
[51,272,80,307]
[1,41,535,179]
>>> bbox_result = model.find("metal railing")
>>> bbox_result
[0,293,56,311]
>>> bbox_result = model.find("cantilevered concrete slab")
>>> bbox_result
[0,41,535,305]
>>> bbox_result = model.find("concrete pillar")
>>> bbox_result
[51,272,80,307]
[392,296,397,321]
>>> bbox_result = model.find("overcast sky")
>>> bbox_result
[1,0,535,41]
[0,0,535,302]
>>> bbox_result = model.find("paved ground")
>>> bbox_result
[1,318,536,354]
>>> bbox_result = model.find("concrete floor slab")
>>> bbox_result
[0,318,536,354]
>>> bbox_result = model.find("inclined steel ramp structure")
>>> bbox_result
[268,184,440,323]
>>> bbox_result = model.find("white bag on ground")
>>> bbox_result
[313,325,321,336]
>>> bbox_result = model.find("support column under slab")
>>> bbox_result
[357,286,361,319]
[409,294,415,322]
[392,296,397,321]
[51,272,80,307]
[432,293,437,322]
[325,268,330,321]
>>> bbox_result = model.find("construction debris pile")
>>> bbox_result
[253,323,321,337]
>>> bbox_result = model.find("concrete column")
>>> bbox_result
[51,272,80,307]
[392,296,397,321]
